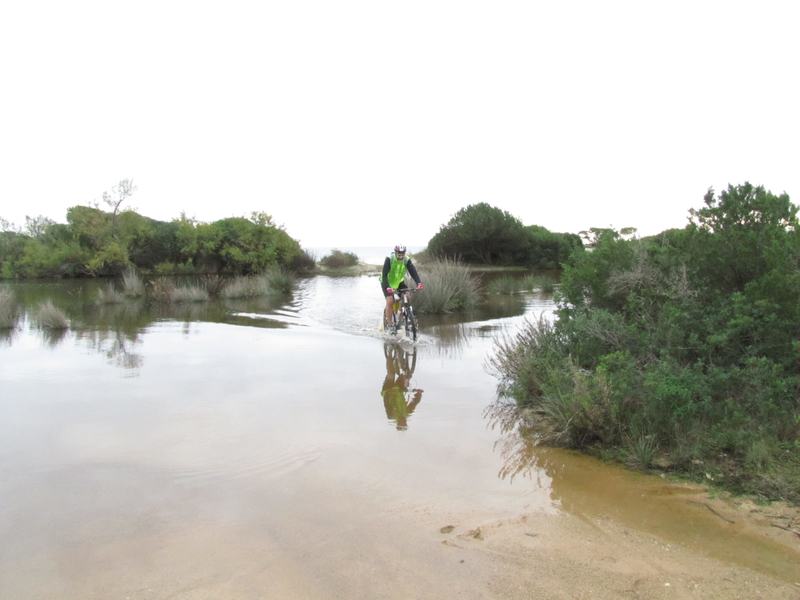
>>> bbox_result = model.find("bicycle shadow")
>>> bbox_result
[380,342,424,430]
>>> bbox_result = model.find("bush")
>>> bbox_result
[428,203,528,265]
[411,259,481,314]
[288,248,317,273]
[489,184,800,500]
[319,249,359,269]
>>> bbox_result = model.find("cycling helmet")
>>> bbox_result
[394,244,407,254]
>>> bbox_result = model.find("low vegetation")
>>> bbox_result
[319,249,359,269]
[0,288,20,328]
[33,300,69,329]
[489,184,799,501]
[486,273,558,295]
[412,259,481,314]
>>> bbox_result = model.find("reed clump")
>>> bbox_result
[521,273,558,293]
[96,283,126,304]
[170,285,209,303]
[263,268,295,294]
[412,259,480,314]
[34,300,69,329]
[0,288,21,329]
[121,268,145,298]
[222,269,296,298]
[486,276,520,294]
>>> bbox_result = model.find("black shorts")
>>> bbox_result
[380,281,408,297]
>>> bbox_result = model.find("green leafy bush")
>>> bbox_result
[490,183,800,500]
[319,249,359,269]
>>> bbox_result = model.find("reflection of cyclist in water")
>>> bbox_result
[381,343,423,430]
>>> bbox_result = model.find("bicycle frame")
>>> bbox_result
[387,288,419,340]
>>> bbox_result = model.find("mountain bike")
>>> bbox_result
[383,288,420,341]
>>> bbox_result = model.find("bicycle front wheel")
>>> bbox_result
[405,307,417,341]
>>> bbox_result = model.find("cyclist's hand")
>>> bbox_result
[386,288,394,294]
[417,284,424,290]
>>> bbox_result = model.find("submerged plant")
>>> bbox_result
[34,300,69,329]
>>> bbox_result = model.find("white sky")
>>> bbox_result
[1,1,798,247]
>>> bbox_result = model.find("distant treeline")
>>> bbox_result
[426,202,584,269]
[0,206,304,278]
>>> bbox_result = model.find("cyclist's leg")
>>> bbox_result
[381,281,394,329]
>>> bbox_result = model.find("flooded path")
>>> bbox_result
[0,275,798,599]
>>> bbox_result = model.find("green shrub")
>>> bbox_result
[319,249,359,269]
[487,276,520,294]
[288,248,317,273]
[489,184,800,500]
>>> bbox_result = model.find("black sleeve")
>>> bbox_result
[381,257,391,288]
[406,259,421,285]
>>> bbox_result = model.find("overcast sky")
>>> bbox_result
[1,1,798,247]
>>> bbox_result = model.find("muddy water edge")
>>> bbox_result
[0,274,798,599]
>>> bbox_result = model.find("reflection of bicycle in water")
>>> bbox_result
[381,343,423,430]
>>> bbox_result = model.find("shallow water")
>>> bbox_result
[0,275,797,597]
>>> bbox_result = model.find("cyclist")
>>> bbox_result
[380,244,423,334]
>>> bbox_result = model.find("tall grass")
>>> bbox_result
[121,268,145,298]
[222,269,296,298]
[487,274,558,295]
[148,279,175,303]
[221,276,266,299]
[202,275,227,298]
[412,259,481,314]
[0,288,20,329]
[96,283,126,304]
[34,300,69,329]
[171,285,209,303]
[263,268,295,294]
[486,276,520,294]
[521,273,558,293]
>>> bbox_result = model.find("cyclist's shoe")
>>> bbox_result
[390,324,397,335]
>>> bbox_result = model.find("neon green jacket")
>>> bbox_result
[380,252,421,290]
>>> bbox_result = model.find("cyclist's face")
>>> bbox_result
[396,253,405,259]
